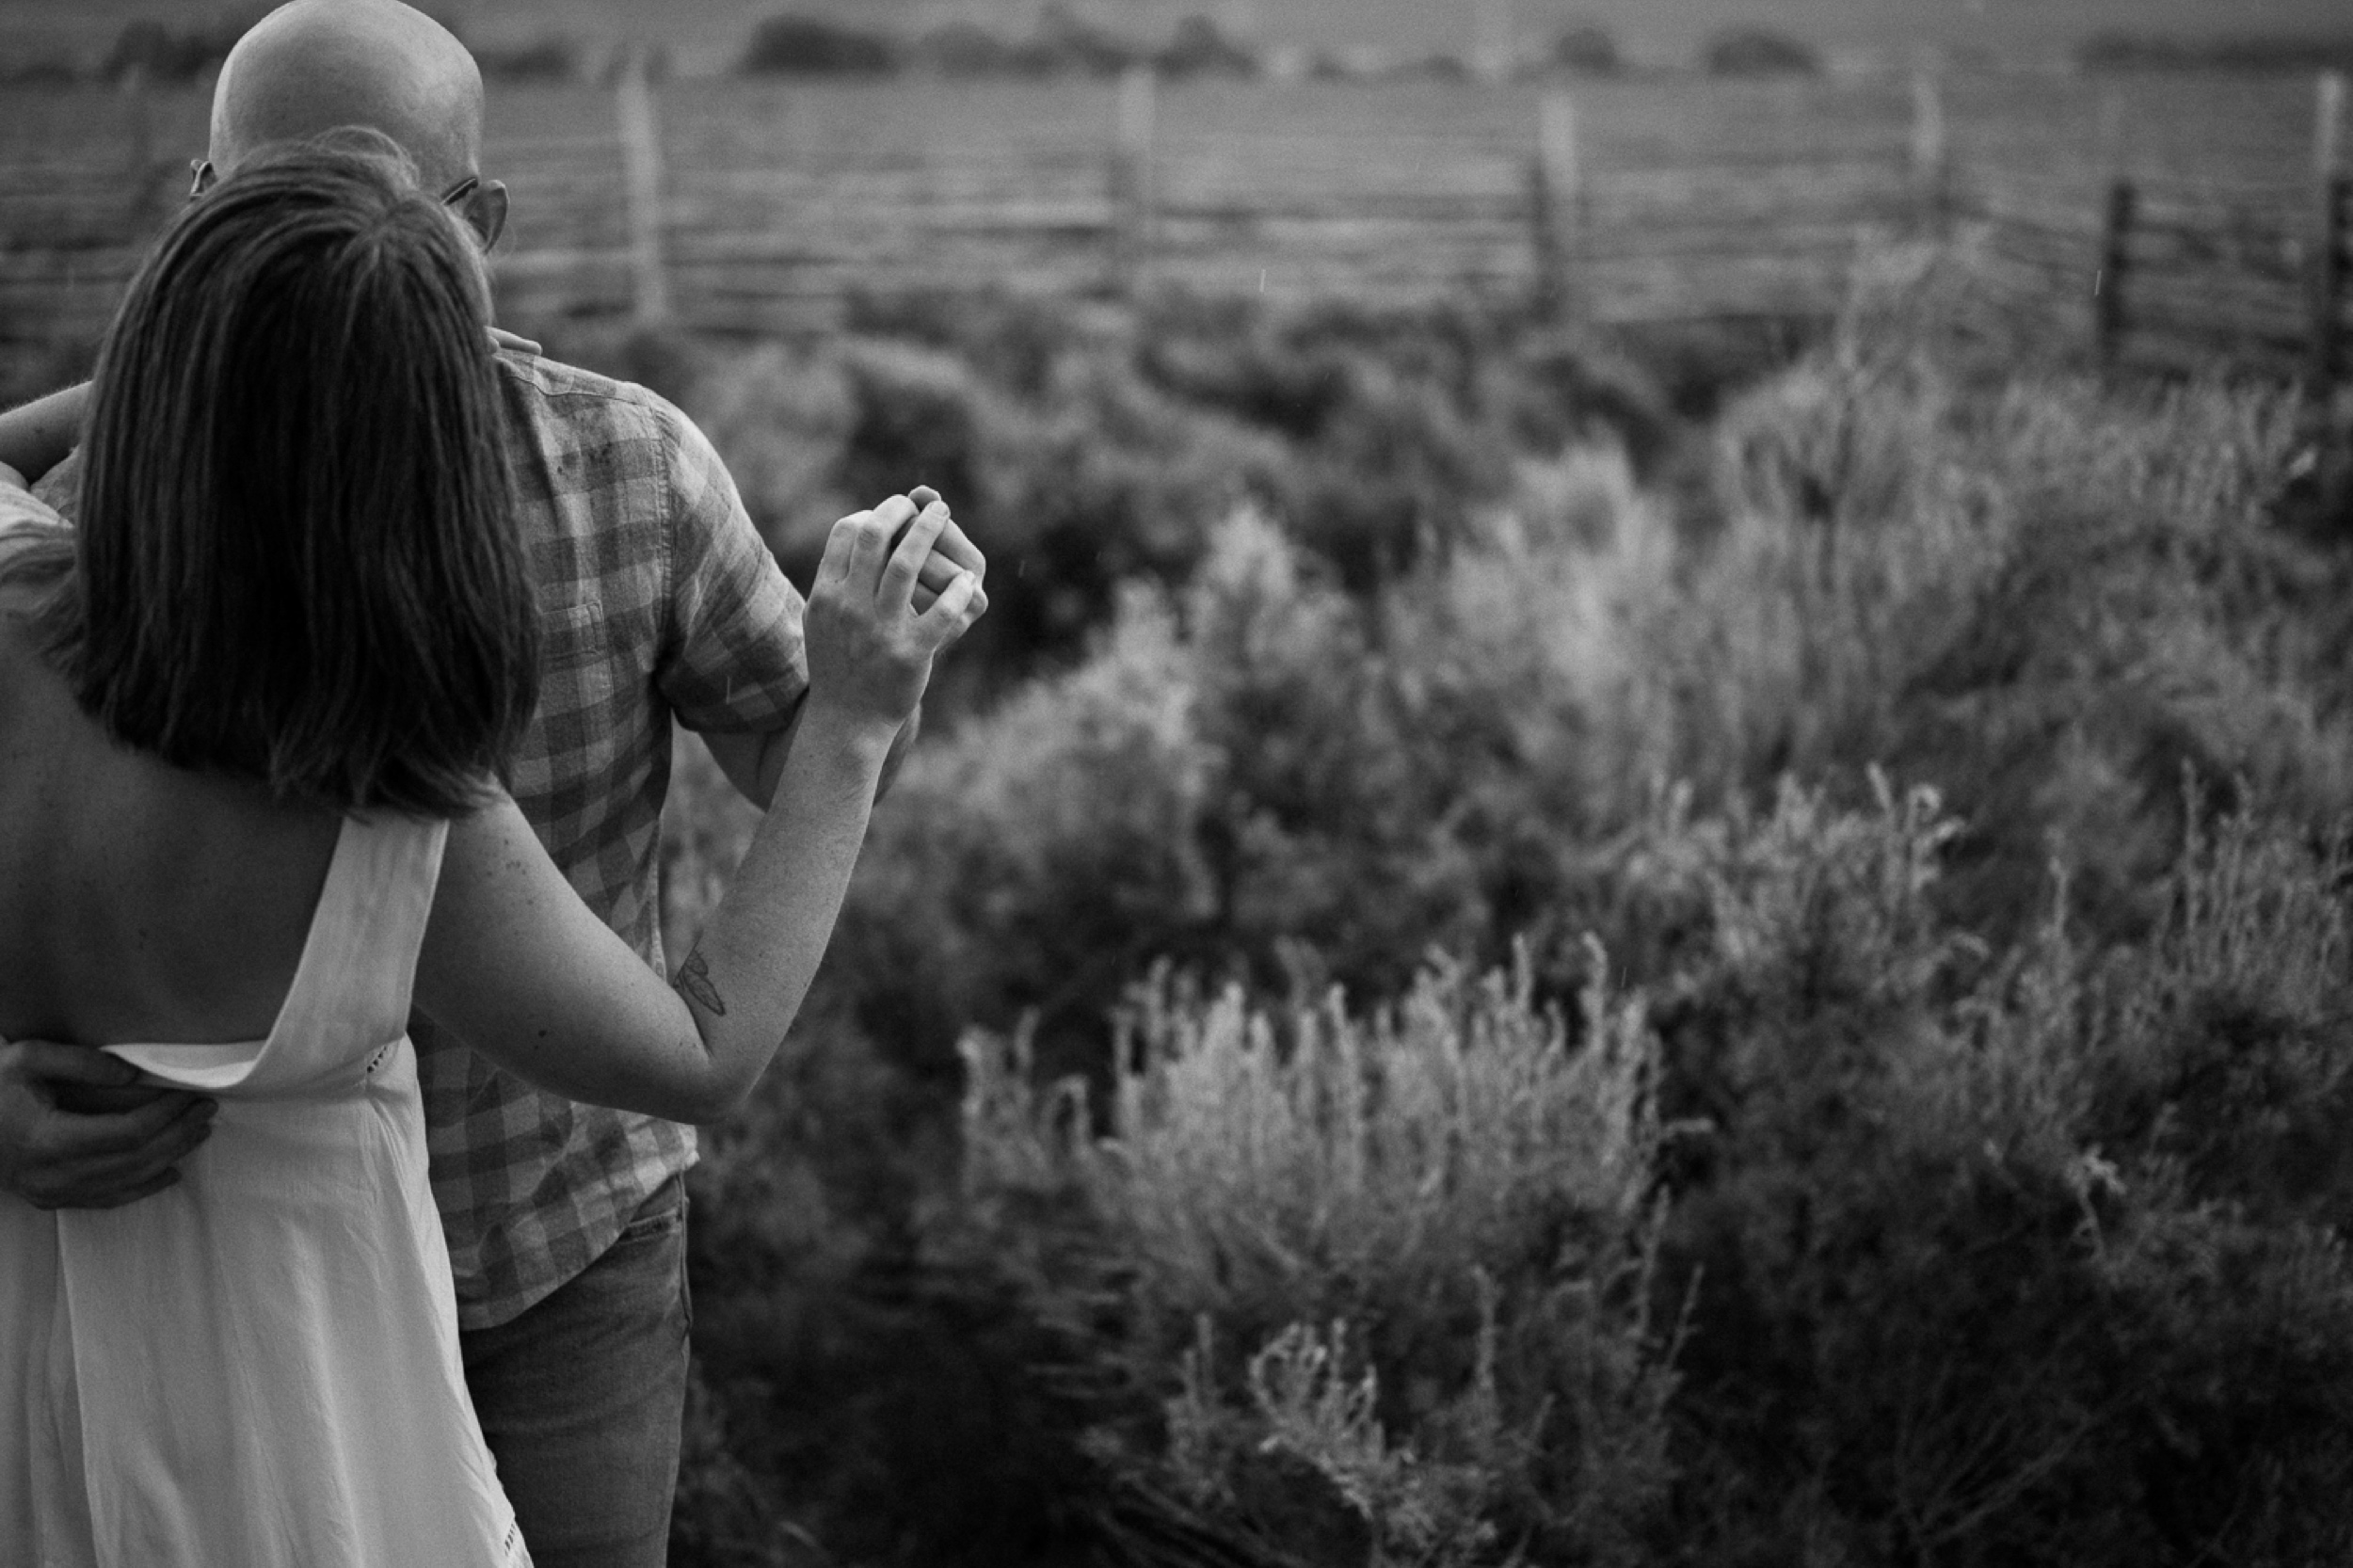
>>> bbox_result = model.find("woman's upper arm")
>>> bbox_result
[412,799,715,1122]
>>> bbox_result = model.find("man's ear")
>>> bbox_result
[188,159,216,200]
[459,180,509,251]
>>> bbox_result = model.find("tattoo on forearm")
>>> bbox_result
[674,949,728,1016]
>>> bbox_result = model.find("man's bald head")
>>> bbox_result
[211,0,484,190]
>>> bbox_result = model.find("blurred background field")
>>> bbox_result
[8,3,2353,1564]
[632,271,2353,1564]
[3,68,2343,371]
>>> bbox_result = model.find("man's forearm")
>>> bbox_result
[704,699,920,813]
[0,384,90,484]
[753,703,918,808]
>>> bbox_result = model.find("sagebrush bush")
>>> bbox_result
[959,946,1680,1564]
[1645,779,2353,1565]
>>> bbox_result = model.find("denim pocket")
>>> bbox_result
[616,1175,686,1241]
[613,1176,691,1344]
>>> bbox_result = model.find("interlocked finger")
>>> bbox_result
[913,516,985,602]
[41,1099,216,1206]
[64,1090,212,1158]
[882,503,951,611]
[916,568,984,646]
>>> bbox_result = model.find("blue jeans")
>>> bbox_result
[460,1176,692,1568]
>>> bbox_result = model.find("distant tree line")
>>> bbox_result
[738,7,1256,81]
[2,8,1880,89]
[737,9,1831,82]
[2076,31,2353,74]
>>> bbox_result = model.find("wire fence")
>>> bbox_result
[0,69,2345,394]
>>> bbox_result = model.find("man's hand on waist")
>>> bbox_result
[0,1038,217,1210]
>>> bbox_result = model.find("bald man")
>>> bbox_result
[0,5,984,1563]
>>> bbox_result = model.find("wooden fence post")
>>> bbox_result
[2313,72,2346,403]
[2092,88,2131,368]
[2095,177,2135,368]
[1909,68,1948,239]
[120,62,160,225]
[2095,85,2126,176]
[1529,88,1580,321]
[615,48,671,328]
[1109,63,1157,297]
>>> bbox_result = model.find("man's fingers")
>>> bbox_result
[913,520,985,594]
[912,579,987,619]
[929,518,986,581]
[10,1040,146,1088]
[17,1101,211,1208]
[916,569,984,642]
[882,503,950,610]
[66,1091,216,1159]
[52,1099,216,1196]
[914,551,956,598]
[51,1080,193,1116]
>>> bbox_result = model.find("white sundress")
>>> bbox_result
[0,810,531,1568]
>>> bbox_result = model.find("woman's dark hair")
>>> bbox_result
[23,130,536,815]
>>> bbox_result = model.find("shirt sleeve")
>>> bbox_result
[654,392,808,735]
[1,462,61,530]
[30,448,81,520]
[0,467,73,579]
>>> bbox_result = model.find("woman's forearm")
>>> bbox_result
[420,707,896,1125]
[419,496,978,1126]
[667,700,898,1116]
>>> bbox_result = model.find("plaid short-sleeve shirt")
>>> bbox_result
[413,348,806,1330]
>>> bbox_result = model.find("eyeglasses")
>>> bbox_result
[187,161,482,211]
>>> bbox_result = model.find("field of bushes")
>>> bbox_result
[8,224,2348,1557]
[555,251,2353,1566]
[3,4,2351,1563]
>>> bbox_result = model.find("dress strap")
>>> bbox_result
[269,810,451,1064]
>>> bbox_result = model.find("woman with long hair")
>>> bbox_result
[0,136,979,1566]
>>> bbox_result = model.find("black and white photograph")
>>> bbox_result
[2,1,2350,1563]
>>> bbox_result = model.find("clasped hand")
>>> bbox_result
[804,489,984,731]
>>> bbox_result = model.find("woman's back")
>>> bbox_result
[1,508,531,1568]
[0,559,336,1054]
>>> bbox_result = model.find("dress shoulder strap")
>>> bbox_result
[264,811,452,1071]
